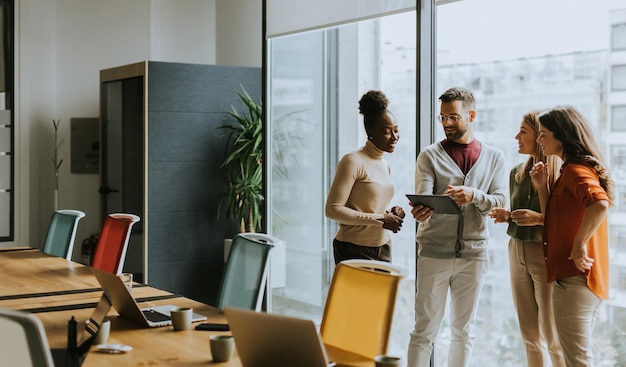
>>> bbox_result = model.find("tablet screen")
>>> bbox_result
[406,194,462,215]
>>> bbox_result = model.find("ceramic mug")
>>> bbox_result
[210,334,235,362]
[93,319,111,345]
[170,307,192,331]
[374,354,402,367]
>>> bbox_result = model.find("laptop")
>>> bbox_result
[224,307,336,367]
[50,292,111,367]
[91,267,207,328]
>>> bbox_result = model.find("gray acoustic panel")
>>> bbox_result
[147,62,262,113]
[148,260,222,305]
[143,61,261,303]
[148,111,228,162]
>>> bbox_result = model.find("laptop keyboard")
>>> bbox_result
[142,309,171,323]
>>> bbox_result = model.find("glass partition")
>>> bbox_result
[0,0,13,241]
[267,12,417,356]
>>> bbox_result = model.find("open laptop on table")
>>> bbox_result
[91,267,206,328]
[224,307,341,367]
[50,292,111,367]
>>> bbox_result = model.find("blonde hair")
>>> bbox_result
[515,110,562,187]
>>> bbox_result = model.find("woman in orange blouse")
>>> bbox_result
[530,106,613,366]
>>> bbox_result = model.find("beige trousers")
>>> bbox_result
[509,239,565,367]
[553,274,602,367]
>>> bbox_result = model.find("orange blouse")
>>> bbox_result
[543,163,610,299]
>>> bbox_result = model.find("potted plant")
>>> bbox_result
[218,86,263,234]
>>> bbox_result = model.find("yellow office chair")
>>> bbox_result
[320,259,407,359]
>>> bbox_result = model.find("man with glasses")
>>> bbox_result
[407,87,508,367]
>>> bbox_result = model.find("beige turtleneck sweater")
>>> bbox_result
[325,140,395,247]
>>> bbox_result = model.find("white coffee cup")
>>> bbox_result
[374,354,402,367]
[170,307,192,331]
[93,319,111,345]
[210,334,235,362]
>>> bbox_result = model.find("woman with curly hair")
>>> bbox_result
[530,105,614,366]
[325,90,404,264]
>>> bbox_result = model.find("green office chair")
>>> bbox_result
[41,209,86,260]
[216,233,278,312]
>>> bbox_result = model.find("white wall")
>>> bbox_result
[150,0,216,64]
[215,0,262,67]
[14,0,263,260]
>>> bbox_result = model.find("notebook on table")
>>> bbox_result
[224,307,337,367]
[50,292,111,367]
[91,267,206,328]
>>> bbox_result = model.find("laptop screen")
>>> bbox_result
[80,292,111,346]
[50,292,112,367]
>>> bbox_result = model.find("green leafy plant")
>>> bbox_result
[218,87,263,233]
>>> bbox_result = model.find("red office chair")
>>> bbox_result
[91,213,140,274]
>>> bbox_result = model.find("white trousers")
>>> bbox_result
[407,257,487,367]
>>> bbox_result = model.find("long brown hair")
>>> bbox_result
[515,110,562,187]
[538,106,614,204]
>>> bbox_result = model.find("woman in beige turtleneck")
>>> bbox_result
[325,90,405,264]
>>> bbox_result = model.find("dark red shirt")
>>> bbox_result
[441,139,482,175]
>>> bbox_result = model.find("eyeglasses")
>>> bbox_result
[436,114,466,123]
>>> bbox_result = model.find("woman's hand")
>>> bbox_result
[380,211,403,233]
[510,209,543,226]
[529,161,548,188]
[390,205,405,219]
[569,245,594,273]
[488,207,510,224]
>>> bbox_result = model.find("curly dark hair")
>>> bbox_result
[358,90,390,130]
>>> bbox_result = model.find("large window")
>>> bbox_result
[266,0,626,365]
[613,23,626,50]
[437,1,626,365]
[612,105,626,131]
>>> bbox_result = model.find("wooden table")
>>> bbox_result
[0,248,241,366]
[0,247,373,367]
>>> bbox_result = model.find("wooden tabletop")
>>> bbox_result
[0,248,241,366]
[0,248,374,367]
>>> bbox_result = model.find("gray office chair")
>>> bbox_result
[41,209,86,260]
[215,233,278,311]
[0,307,55,367]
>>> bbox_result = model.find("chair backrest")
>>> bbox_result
[91,213,140,274]
[215,233,277,311]
[320,259,407,359]
[41,209,86,260]
[0,307,54,367]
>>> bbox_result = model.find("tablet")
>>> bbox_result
[406,194,462,215]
